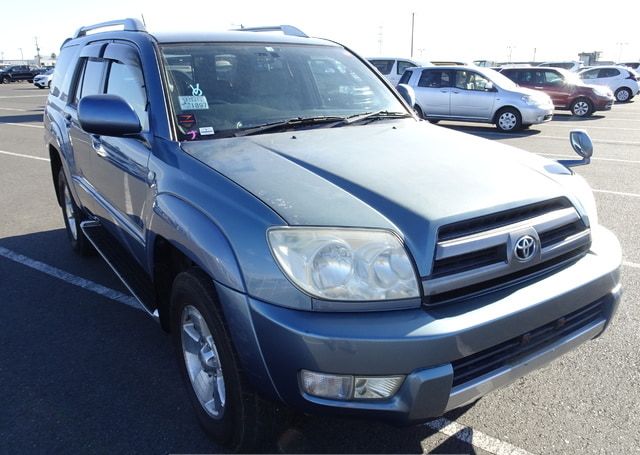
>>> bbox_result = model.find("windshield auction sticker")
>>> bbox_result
[179,96,209,110]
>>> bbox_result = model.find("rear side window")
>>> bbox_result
[580,69,599,80]
[106,60,149,130]
[396,61,415,75]
[418,70,451,88]
[51,47,77,98]
[398,70,412,85]
[369,59,394,75]
[598,68,620,78]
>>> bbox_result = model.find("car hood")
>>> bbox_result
[182,121,570,274]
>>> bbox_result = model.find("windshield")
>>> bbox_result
[160,43,407,141]
[478,67,518,90]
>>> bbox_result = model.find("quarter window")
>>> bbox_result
[369,60,394,75]
[418,70,451,88]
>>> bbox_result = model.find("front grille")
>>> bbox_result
[451,298,605,388]
[423,198,591,305]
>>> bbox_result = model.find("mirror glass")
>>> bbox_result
[570,130,593,159]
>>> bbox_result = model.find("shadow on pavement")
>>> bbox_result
[551,113,605,122]
[443,123,541,140]
[0,113,44,123]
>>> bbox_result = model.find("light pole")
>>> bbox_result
[410,12,415,58]
[19,48,24,63]
[34,36,41,66]
[616,42,628,62]
[507,45,515,63]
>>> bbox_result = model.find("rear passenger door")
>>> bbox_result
[414,69,452,116]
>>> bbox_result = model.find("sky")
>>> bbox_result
[1,0,639,64]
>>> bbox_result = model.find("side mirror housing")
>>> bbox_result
[78,95,142,137]
[396,83,416,108]
[558,130,593,168]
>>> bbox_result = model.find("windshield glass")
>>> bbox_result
[160,43,407,141]
[479,67,518,90]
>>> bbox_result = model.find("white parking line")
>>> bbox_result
[0,150,50,161]
[537,153,640,164]
[624,261,640,269]
[544,124,639,131]
[0,106,29,112]
[0,94,48,99]
[0,246,140,309]
[425,417,535,455]
[467,130,640,146]
[593,189,640,198]
[0,122,43,129]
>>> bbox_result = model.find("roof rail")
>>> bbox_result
[73,18,146,39]
[234,25,308,38]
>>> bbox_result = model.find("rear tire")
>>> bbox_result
[615,87,632,103]
[57,168,93,256]
[495,107,522,132]
[171,269,281,453]
[570,98,594,117]
[413,104,425,119]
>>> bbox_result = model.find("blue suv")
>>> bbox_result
[45,19,622,451]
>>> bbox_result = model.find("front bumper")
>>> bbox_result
[241,226,622,424]
[520,105,554,125]
[594,95,615,111]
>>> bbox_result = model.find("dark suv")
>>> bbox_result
[0,65,41,84]
[500,67,615,117]
[44,19,622,452]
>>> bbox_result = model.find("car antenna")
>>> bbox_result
[141,13,147,27]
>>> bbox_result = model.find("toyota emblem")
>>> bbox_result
[514,235,537,262]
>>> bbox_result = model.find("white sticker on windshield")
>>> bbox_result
[199,127,215,136]
[179,96,209,110]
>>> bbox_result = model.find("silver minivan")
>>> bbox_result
[399,65,554,132]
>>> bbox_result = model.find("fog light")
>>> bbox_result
[301,370,353,400]
[301,370,405,400]
[354,376,404,399]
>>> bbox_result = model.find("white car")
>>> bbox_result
[368,57,430,85]
[33,70,53,89]
[537,61,584,72]
[578,66,639,102]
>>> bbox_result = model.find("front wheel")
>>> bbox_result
[58,168,93,256]
[570,98,593,117]
[495,108,522,132]
[1,76,10,84]
[615,87,632,103]
[171,269,280,452]
[413,104,425,119]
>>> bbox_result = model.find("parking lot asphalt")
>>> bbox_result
[0,82,638,454]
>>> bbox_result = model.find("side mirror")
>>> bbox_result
[558,130,593,168]
[78,95,142,137]
[396,83,416,108]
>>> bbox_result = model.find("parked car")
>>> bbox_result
[33,69,54,89]
[577,65,639,102]
[0,65,41,83]
[537,61,584,72]
[500,67,615,117]
[367,57,428,85]
[619,62,640,70]
[399,65,553,131]
[46,18,622,452]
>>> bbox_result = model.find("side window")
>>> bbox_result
[501,69,517,82]
[418,70,450,88]
[455,71,469,89]
[106,60,149,130]
[396,61,415,75]
[455,71,492,91]
[398,70,412,85]
[369,60,394,75]
[598,68,619,78]
[580,69,598,80]
[72,58,106,106]
[544,70,564,86]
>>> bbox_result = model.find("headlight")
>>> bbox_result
[521,94,551,106]
[268,228,420,301]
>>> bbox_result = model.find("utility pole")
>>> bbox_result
[34,37,41,66]
[616,42,628,62]
[533,47,537,62]
[377,26,383,55]
[410,13,415,58]
[18,48,23,63]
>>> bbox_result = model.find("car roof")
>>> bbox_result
[152,31,336,47]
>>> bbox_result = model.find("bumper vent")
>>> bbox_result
[451,298,605,388]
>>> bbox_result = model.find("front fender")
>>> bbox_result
[148,193,245,292]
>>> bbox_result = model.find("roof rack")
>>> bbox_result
[73,18,146,39]
[233,25,308,38]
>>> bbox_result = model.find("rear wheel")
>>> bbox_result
[57,168,93,256]
[495,107,522,132]
[570,98,593,117]
[171,269,280,452]
[615,87,632,103]
[413,104,425,119]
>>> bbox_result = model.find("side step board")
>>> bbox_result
[81,220,158,318]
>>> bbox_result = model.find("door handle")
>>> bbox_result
[91,135,107,158]
[440,90,449,93]
[63,113,72,128]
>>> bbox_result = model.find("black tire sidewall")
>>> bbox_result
[615,88,631,103]
[57,168,92,255]
[571,98,593,117]
[496,108,521,132]
[170,270,250,451]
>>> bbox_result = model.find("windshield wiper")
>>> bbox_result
[335,110,412,126]
[233,116,346,137]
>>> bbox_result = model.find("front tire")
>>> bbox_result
[495,107,522,132]
[413,104,425,119]
[615,87,632,103]
[1,76,10,84]
[57,168,93,256]
[570,98,594,117]
[171,269,280,452]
